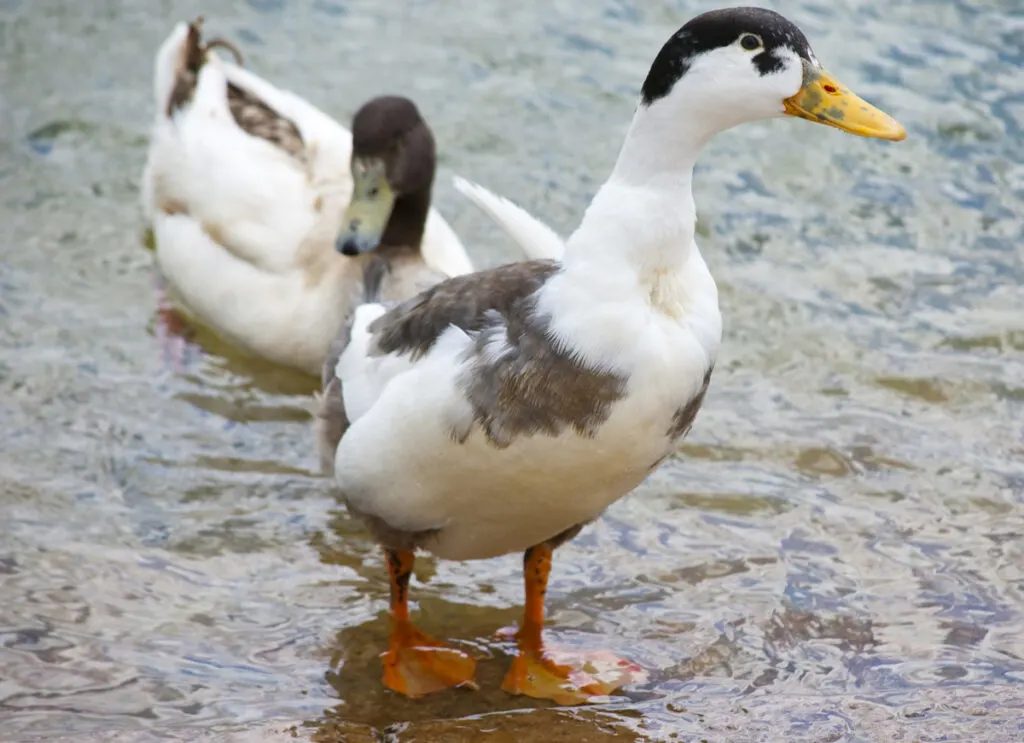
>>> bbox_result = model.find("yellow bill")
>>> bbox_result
[336,157,395,256]
[783,61,906,141]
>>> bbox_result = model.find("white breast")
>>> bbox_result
[333,249,720,562]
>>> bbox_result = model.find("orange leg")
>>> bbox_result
[380,549,477,698]
[501,543,643,704]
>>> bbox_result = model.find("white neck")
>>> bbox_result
[611,92,720,187]
[562,96,715,283]
[533,96,724,373]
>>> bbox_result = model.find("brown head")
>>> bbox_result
[336,96,437,256]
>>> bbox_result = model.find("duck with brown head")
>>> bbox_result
[337,96,437,258]
[142,21,480,377]
[315,96,466,474]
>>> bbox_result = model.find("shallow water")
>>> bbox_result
[2,0,1023,740]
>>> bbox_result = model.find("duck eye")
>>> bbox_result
[739,34,761,51]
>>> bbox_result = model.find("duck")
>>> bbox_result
[315,7,905,704]
[140,19,476,376]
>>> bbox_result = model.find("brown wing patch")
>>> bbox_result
[366,258,626,448]
[459,304,627,448]
[666,366,713,440]
[226,82,306,162]
[369,259,561,360]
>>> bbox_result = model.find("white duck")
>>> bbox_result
[141,19,475,376]
[316,7,905,704]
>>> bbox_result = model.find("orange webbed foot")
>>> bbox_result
[501,639,644,704]
[500,542,645,704]
[381,622,478,698]
[381,549,478,698]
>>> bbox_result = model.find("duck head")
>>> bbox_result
[337,96,436,256]
[634,6,905,157]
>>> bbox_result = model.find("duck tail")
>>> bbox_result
[155,17,247,119]
[452,176,566,261]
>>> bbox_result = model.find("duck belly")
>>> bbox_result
[335,370,694,562]
[427,430,665,561]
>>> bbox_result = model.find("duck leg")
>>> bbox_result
[501,541,642,704]
[380,549,478,697]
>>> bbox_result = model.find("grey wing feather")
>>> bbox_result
[316,258,560,474]
[368,259,560,360]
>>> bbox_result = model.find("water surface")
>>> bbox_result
[1,0,1023,740]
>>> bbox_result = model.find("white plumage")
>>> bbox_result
[317,6,906,703]
[141,22,474,376]
[333,113,725,561]
[328,12,904,563]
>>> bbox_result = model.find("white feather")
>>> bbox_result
[142,23,477,375]
[330,23,826,562]
[333,106,727,561]
[451,176,566,261]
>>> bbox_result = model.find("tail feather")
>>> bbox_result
[156,18,250,119]
[451,176,565,261]
[153,23,191,120]
[165,18,207,116]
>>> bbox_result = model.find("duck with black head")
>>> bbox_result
[319,7,905,704]
[142,20,476,377]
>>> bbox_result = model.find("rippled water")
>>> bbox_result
[2,0,1023,740]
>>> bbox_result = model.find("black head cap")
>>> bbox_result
[640,7,814,106]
